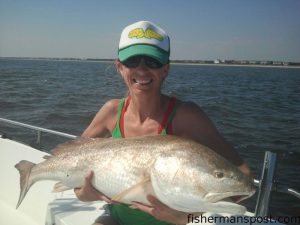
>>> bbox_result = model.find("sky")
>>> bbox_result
[0,0,300,61]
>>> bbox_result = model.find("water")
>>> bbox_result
[1,58,299,220]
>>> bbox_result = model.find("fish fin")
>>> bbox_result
[51,137,109,156]
[43,155,53,160]
[112,177,153,203]
[51,137,94,155]
[15,160,36,209]
[52,182,72,192]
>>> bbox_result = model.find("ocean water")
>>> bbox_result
[0,58,299,220]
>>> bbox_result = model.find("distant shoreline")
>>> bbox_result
[1,57,300,69]
[170,62,300,69]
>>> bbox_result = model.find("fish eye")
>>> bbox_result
[214,171,224,179]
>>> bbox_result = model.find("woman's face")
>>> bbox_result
[116,56,169,94]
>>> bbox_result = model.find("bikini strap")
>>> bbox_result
[158,97,177,135]
[120,96,131,138]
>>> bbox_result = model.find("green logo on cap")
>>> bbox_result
[128,28,163,41]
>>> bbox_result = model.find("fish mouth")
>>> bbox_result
[204,191,255,203]
[229,194,252,203]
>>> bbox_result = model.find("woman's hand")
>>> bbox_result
[131,195,189,225]
[74,171,112,203]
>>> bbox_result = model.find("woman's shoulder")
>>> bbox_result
[175,99,207,118]
[172,99,213,136]
[101,99,122,112]
[82,99,122,138]
[95,98,123,124]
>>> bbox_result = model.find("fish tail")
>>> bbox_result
[15,160,36,209]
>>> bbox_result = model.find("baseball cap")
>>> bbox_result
[118,21,170,64]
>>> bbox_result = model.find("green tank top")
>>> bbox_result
[110,97,177,225]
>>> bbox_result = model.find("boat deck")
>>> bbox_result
[0,137,104,225]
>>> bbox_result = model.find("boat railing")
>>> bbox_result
[0,117,78,144]
[254,151,300,216]
[0,117,299,217]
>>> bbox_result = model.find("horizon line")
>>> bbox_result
[1,56,299,64]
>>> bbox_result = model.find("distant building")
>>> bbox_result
[260,61,272,65]
[272,61,283,65]
[240,60,249,64]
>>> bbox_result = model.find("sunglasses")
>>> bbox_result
[121,56,164,69]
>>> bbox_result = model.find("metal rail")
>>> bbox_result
[254,179,300,199]
[0,117,78,144]
[255,151,277,216]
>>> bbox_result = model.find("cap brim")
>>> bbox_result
[118,45,169,64]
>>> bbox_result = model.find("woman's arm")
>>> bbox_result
[74,171,113,203]
[131,195,201,225]
[173,101,252,176]
[81,99,120,138]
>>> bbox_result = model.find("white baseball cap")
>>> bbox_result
[118,21,170,64]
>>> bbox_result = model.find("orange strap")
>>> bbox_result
[158,97,177,134]
[120,96,131,138]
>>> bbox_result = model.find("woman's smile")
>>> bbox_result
[133,77,153,85]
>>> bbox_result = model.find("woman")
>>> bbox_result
[75,21,252,225]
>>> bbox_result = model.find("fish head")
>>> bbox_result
[150,150,255,214]
[201,169,256,203]
[192,153,256,203]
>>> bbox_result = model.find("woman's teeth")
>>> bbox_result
[133,78,152,85]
